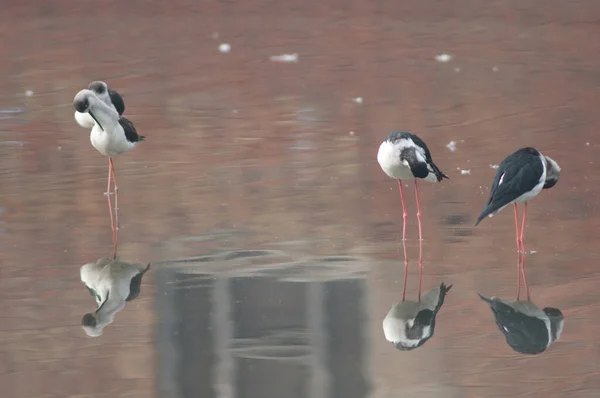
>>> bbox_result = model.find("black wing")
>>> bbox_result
[401,283,452,349]
[406,133,449,181]
[433,282,453,314]
[479,295,549,355]
[405,133,433,163]
[118,117,145,143]
[126,263,151,302]
[109,89,125,116]
[475,147,543,225]
[388,131,449,181]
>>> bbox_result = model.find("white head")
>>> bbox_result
[73,89,119,131]
[88,81,111,106]
[81,312,106,337]
[543,156,561,189]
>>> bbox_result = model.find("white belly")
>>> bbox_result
[90,126,135,157]
[377,141,415,180]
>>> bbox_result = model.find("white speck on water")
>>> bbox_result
[270,53,298,63]
[232,109,238,114]
[349,131,355,136]
[490,164,499,169]
[454,67,461,72]
[460,169,471,175]
[446,141,457,152]
[586,142,590,146]
[492,66,499,72]
[58,146,62,150]
[219,43,231,53]
[530,250,538,254]
[212,32,219,39]
[25,90,34,97]
[435,53,453,63]
[353,97,363,104]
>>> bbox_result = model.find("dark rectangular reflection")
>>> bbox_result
[324,279,370,398]
[231,276,308,339]
[156,270,216,398]
[156,268,369,398]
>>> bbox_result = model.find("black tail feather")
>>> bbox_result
[431,162,449,182]
[475,209,489,226]
[434,282,453,313]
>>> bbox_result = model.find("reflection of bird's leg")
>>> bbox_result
[513,204,521,299]
[397,180,408,242]
[397,180,409,302]
[414,180,423,301]
[106,160,117,259]
[519,203,530,301]
[520,250,530,301]
[110,157,119,259]
[401,233,409,302]
[520,202,527,254]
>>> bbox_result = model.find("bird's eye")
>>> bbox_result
[96,85,105,94]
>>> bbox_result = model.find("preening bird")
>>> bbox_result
[475,147,560,248]
[377,131,448,300]
[475,147,560,300]
[80,258,151,337]
[73,88,145,258]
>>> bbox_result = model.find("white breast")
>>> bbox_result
[90,125,136,157]
[377,141,415,180]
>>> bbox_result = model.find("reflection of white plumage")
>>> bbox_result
[383,283,452,351]
[80,258,151,337]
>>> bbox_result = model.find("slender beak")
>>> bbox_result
[88,110,103,131]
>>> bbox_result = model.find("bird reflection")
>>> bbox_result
[383,282,452,351]
[479,294,564,355]
[80,258,151,337]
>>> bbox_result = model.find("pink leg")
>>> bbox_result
[106,160,117,258]
[520,203,527,255]
[520,203,530,300]
[414,180,423,301]
[513,204,521,300]
[397,180,409,302]
[109,158,119,259]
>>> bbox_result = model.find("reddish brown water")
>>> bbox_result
[2,1,600,397]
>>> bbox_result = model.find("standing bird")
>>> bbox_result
[74,81,125,129]
[80,258,151,337]
[475,147,560,299]
[377,131,449,300]
[479,294,564,355]
[383,282,452,351]
[73,89,145,259]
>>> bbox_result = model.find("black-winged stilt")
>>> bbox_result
[80,258,151,337]
[478,294,564,355]
[377,131,449,301]
[73,89,145,259]
[382,282,452,351]
[74,81,125,129]
[475,147,560,299]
